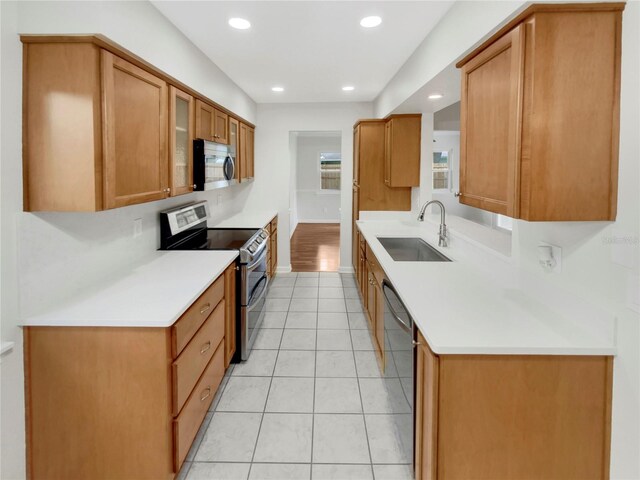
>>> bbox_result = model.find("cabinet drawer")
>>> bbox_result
[172,301,225,415]
[172,275,224,358]
[173,343,224,472]
[365,244,384,284]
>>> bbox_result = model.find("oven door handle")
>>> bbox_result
[247,274,269,310]
[246,243,268,270]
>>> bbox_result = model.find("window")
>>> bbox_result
[319,152,341,191]
[433,151,450,190]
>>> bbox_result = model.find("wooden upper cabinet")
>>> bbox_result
[238,122,255,181]
[228,117,240,182]
[458,3,624,221]
[214,109,229,144]
[23,43,169,211]
[102,52,169,209]
[22,35,256,212]
[384,114,422,187]
[195,100,228,144]
[246,126,255,178]
[459,25,523,217]
[169,86,195,196]
[195,100,215,141]
[354,121,411,212]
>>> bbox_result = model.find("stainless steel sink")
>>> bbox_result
[377,237,452,262]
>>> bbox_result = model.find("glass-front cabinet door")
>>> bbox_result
[228,117,240,182]
[169,86,194,196]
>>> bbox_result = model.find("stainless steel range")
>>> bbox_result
[159,201,269,361]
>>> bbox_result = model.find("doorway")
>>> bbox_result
[289,131,342,272]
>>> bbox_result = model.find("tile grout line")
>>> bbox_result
[310,274,320,479]
[247,278,291,478]
[344,277,376,476]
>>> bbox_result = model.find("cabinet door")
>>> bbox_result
[246,126,255,178]
[228,117,240,182]
[169,86,194,196]
[415,331,439,480]
[102,51,168,209]
[374,280,385,362]
[384,121,391,186]
[213,109,229,144]
[366,267,376,328]
[352,192,360,271]
[224,263,236,367]
[459,24,524,217]
[239,123,249,181]
[195,100,215,141]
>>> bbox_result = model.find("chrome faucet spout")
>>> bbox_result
[417,200,448,247]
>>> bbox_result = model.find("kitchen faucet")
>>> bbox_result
[417,200,448,247]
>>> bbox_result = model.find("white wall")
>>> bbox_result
[295,135,341,223]
[288,133,299,237]
[385,2,640,477]
[248,103,373,273]
[0,2,256,478]
[374,1,526,117]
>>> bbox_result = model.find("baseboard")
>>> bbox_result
[338,266,355,274]
[276,265,292,274]
[297,219,340,224]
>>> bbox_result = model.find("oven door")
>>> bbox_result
[240,247,269,360]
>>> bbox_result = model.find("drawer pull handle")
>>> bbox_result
[200,342,211,354]
[200,303,211,315]
[200,387,211,402]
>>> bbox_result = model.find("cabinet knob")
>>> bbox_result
[454,191,462,197]
[193,184,197,189]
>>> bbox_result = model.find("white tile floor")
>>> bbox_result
[178,272,414,480]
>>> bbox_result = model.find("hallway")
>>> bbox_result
[290,224,340,272]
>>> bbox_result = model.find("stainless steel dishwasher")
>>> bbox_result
[381,279,416,472]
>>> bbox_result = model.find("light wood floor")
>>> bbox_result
[290,223,340,272]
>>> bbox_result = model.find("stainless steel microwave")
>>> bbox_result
[193,139,236,191]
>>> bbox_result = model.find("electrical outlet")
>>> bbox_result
[133,218,143,238]
[538,242,562,273]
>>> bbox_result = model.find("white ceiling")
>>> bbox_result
[152,1,454,104]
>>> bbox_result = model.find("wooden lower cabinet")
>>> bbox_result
[415,330,614,479]
[24,268,236,480]
[356,231,385,372]
[224,263,237,367]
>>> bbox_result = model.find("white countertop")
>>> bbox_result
[211,210,278,229]
[357,219,616,356]
[21,251,238,328]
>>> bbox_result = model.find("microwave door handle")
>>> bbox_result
[224,155,235,180]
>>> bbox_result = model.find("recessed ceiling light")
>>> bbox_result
[360,16,382,28]
[428,94,444,100]
[342,86,355,91]
[271,86,284,92]
[228,18,251,30]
